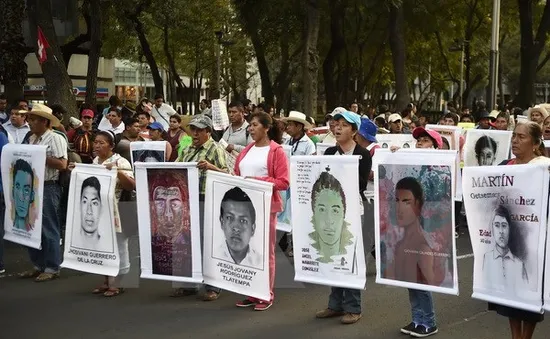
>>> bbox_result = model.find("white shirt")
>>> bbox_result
[483,249,527,291]
[99,121,125,135]
[151,103,177,130]
[285,133,316,156]
[217,241,262,269]
[322,132,337,145]
[3,122,30,144]
[239,145,269,177]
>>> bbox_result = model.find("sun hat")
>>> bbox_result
[412,126,443,149]
[328,107,347,117]
[527,105,549,120]
[283,111,312,129]
[20,103,60,127]
[388,113,402,123]
[333,110,361,129]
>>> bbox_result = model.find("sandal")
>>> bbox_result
[92,284,110,294]
[103,287,124,297]
[19,269,41,279]
[35,272,59,282]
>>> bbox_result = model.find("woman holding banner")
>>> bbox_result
[490,121,549,339]
[233,112,289,311]
[314,110,371,325]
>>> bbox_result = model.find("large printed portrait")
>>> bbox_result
[132,150,164,163]
[70,174,115,253]
[378,164,454,288]
[148,168,192,277]
[211,184,266,271]
[464,129,512,167]
[10,158,40,232]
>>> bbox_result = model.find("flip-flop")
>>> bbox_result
[19,270,41,279]
[34,272,59,282]
[92,285,110,294]
[103,288,124,297]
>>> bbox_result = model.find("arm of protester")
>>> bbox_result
[165,142,172,161]
[197,160,225,173]
[46,157,67,170]
[390,145,400,153]
[252,146,289,191]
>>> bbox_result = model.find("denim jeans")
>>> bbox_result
[0,193,5,269]
[408,289,436,328]
[328,287,362,314]
[27,183,61,273]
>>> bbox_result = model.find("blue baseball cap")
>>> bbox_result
[333,111,361,129]
[358,117,378,143]
[147,121,165,132]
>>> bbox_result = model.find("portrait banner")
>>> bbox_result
[203,171,273,301]
[376,134,416,149]
[463,164,548,313]
[130,141,167,164]
[61,164,119,276]
[135,162,202,283]
[374,149,458,295]
[291,156,366,289]
[1,144,47,249]
[277,145,292,232]
[211,99,230,131]
[463,129,512,167]
[315,143,333,156]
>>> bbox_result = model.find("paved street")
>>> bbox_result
[1,229,549,339]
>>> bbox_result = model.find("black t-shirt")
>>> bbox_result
[325,144,372,200]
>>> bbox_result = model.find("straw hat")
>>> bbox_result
[527,105,549,120]
[20,103,61,127]
[283,111,312,129]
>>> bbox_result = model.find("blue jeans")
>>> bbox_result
[408,289,436,328]
[328,287,362,314]
[27,183,61,273]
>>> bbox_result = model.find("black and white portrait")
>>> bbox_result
[464,129,512,167]
[71,175,115,253]
[475,136,498,166]
[132,150,164,163]
[212,186,264,270]
[482,204,529,291]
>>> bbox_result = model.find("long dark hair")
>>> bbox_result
[492,204,527,261]
[250,112,282,144]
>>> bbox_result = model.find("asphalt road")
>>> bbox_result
[1,228,549,339]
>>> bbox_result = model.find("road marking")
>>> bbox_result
[457,253,474,260]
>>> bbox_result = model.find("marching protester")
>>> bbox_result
[167,114,186,161]
[222,101,252,153]
[151,94,177,130]
[174,114,228,300]
[67,109,95,164]
[115,117,145,163]
[3,105,30,144]
[283,111,316,156]
[527,105,548,127]
[147,122,172,161]
[388,113,405,134]
[315,110,371,324]
[233,111,289,311]
[321,107,346,144]
[136,111,152,141]
[490,121,550,339]
[18,104,67,282]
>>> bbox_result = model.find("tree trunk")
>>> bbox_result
[0,0,27,103]
[27,0,77,118]
[322,0,346,111]
[163,24,186,105]
[301,0,320,117]
[516,0,550,108]
[388,2,409,112]
[84,0,102,108]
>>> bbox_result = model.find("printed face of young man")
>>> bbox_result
[80,186,101,235]
[395,189,421,227]
[478,147,496,166]
[313,189,344,246]
[13,170,33,219]
[492,215,510,250]
[220,201,255,252]
[153,186,185,238]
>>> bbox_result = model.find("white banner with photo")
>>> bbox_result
[211,99,230,131]
[61,164,119,276]
[374,149,458,295]
[130,141,167,164]
[135,162,203,283]
[463,129,512,167]
[291,155,366,289]
[1,144,47,249]
[203,171,273,301]
[463,164,548,313]
[277,145,292,232]
[426,124,463,200]
[376,134,416,149]
[316,143,333,156]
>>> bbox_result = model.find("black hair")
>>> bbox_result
[0,93,6,101]
[443,112,458,125]
[154,94,164,100]
[136,150,163,162]
[96,130,116,147]
[460,114,474,122]
[17,98,29,106]
[81,176,101,202]
[124,117,139,128]
[229,101,244,111]
[136,112,150,120]
[242,99,251,106]
[108,95,121,107]
[310,169,346,217]
[220,187,256,225]
[474,135,498,161]
[108,108,122,117]
[49,104,66,116]
[250,112,283,144]
[395,177,424,211]
[12,159,34,193]
[170,114,182,123]
[492,204,527,261]
[441,137,450,149]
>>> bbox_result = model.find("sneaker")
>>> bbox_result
[236,299,257,308]
[410,325,438,338]
[315,308,345,318]
[400,322,418,335]
[254,302,272,311]
[341,313,361,324]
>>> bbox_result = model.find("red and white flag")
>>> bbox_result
[37,26,50,64]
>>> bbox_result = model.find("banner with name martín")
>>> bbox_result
[374,149,458,295]
[291,156,366,289]
[463,164,549,313]
[61,164,119,276]
[135,162,203,283]
[277,145,292,232]
[203,171,273,301]
[1,144,47,250]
